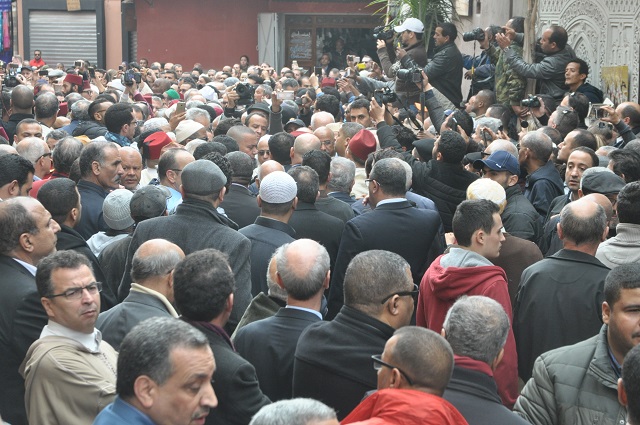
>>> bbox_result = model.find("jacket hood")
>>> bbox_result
[426,249,506,301]
[72,120,108,138]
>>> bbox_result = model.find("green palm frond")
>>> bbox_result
[368,0,459,38]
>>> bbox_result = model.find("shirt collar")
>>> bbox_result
[40,320,102,353]
[375,197,405,207]
[286,305,322,320]
[13,258,37,276]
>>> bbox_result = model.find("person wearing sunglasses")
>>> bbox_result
[342,327,467,425]
[21,250,118,425]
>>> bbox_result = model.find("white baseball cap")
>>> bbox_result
[394,18,424,34]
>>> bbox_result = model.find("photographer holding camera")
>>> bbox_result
[376,17,427,108]
[461,25,502,97]
[400,22,463,110]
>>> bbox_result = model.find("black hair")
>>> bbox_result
[452,199,500,247]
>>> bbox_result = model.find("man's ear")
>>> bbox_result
[6,180,19,197]
[557,222,564,240]
[91,160,101,176]
[41,297,54,318]
[134,376,157,409]
[491,348,505,371]
[290,147,294,160]
[474,228,485,246]
[507,174,519,187]
[602,301,611,325]
[217,186,226,203]
[618,377,628,407]
[291,197,298,211]
[70,207,80,225]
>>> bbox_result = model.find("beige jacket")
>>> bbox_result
[20,336,117,425]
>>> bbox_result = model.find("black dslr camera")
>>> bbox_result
[521,95,541,108]
[373,87,398,105]
[396,67,423,83]
[123,69,142,85]
[373,26,395,41]
[234,83,255,106]
[462,27,486,42]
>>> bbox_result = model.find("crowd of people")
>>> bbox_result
[1,13,640,425]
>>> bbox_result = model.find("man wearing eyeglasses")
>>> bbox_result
[342,327,467,425]
[20,250,117,425]
[16,137,52,180]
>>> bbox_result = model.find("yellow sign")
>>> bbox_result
[66,0,81,12]
[601,66,629,105]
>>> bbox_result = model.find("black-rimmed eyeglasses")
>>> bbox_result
[47,282,103,300]
[371,354,414,386]
[380,283,419,305]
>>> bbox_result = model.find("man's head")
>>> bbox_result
[179,159,227,204]
[443,295,509,370]
[549,106,579,140]
[34,92,59,121]
[37,250,100,333]
[52,136,83,175]
[327,156,355,194]
[452,199,504,259]
[268,132,295,165]
[376,327,453,396]
[0,154,35,198]
[288,165,319,205]
[368,158,406,207]
[37,177,81,228]
[117,317,217,425]
[620,344,640,425]
[275,239,330,302]
[257,170,297,218]
[245,113,269,140]
[16,137,51,180]
[557,129,598,163]
[227,125,258,157]
[105,103,137,140]
[346,128,376,166]
[62,74,83,96]
[14,118,43,144]
[118,146,142,191]
[310,112,335,132]
[79,140,124,190]
[617,182,640,225]
[226,151,255,186]
[349,99,373,128]
[608,149,640,183]
[474,150,519,189]
[518,131,553,168]
[10,85,35,113]
[603,264,640,365]
[0,197,60,264]
[158,148,195,191]
[249,399,338,425]
[301,149,332,187]
[564,147,597,194]
[131,239,184,303]
[433,130,466,164]
[616,102,640,130]
[540,25,568,54]
[313,126,336,156]
[394,17,424,48]
[336,122,363,158]
[558,198,607,249]
[344,250,415,329]
[434,22,457,47]
[174,249,235,326]
[88,98,114,124]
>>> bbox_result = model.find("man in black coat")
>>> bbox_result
[0,197,60,425]
[293,250,415,420]
[219,151,260,228]
[175,249,271,425]
[37,178,117,310]
[97,239,184,350]
[235,239,329,401]
[443,296,530,425]
[328,158,444,319]
[119,160,252,334]
[514,198,610,381]
[287,166,344,269]
[239,170,297,296]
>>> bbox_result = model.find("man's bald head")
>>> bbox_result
[310,111,336,131]
[275,239,330,301]
[130,239,185,300]
[257,160,284,182]
[11,85,35,111]
[559,197,607,248]
[582,193,613,223]
[485,139,517,157]
[0,145,18,156]
[292,134,321,165]
[313,126,335,156]
[616,102,640,128]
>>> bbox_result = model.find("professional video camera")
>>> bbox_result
[396,67,423,83]
[234,82,255,106]
[373,25,395,41]
[462,27,486,42]
[373,87,398,105]
[521,95,541,108]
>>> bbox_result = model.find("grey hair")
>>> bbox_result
[185,106,210,123]
[259,84,273,97]
[521,131,553,163]
[559,200,606,245]
[341,122,364,139]
[267,249,287,302]
[142,117,169,134]
[116,317,210,399]
[130,246,184,283]
[370,158,406,196]
[344,250,412,315]
[70,99,91,121]
[487,139,518,157]
[16,137,47,164]
[443,295,510,364]
[185,100,206,111]
[52,137,83,174]
[249,398,337,425]
[327,157,355,192]
[275,240,330,301]
[397,159,413,191]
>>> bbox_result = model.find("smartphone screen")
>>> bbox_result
[314,67,321,76]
